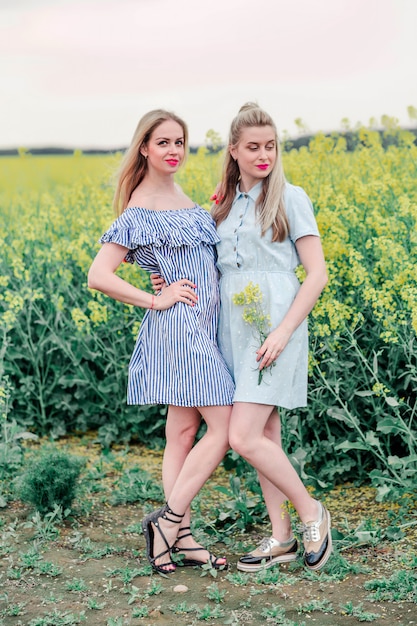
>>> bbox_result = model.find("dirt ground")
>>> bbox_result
[0,441,416,625]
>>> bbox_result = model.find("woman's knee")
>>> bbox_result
[205,423,230,449]
[166,414,200,452]
[173,423,199,449]
[229,429,251,457]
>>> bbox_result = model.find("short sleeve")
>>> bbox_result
[99,208,144,264]
[284,184,320,243]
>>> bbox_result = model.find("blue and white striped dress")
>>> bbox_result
[99,206,235,407]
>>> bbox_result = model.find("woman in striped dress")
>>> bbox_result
[88,110,234,574]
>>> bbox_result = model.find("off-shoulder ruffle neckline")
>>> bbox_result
[124,205,198,213]
[99,203,220,255]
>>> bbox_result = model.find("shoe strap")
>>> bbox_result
[176,526,192,542]
[173,545,206,554]
[162,503,185,524]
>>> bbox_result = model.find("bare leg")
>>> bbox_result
[258,409,293,541]
[164,406,291,540]
[162,406,200,530]
[163,406,220,559]
[229,402,317,524]
[147,404,231,569]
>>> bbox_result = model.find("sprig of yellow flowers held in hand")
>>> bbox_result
[232,281,275,385]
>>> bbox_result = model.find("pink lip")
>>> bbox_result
[166,160,179,166]
[256,164,269,170]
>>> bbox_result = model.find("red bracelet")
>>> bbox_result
[150,295,155,310]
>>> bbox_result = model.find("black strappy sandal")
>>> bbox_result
[172,526,228,570]
[141,503,184,574]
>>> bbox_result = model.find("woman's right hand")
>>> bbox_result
[210,183,223,204]
[150,273,166,293]
[153,279,197,310]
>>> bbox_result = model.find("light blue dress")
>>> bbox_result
[216,182,320,409]
[99,206,235,407]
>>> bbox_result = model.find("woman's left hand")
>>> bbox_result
[256,327,292,370]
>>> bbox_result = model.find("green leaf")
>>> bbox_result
[387,455,403,469]
[385,396,399,407]
[335,440,369,451]
[377,417,403,435]
[327,407,359,428]
[365,431,380,447]
[385,526,405,541]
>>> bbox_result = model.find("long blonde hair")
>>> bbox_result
[113,109,189,215]
[212,103,288,242]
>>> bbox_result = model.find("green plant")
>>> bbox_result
[36,561,63,577]
[194,603,225,620]
[0,600,26,617]
[261,604,287,621]
[131,605,149,618]
[24,505,68,542]
[107,565,144,584]
[0,368,37,507]
[0,415,37,475]
[106,618,125,626]
[340,601,380,621]
[364,569,417,602]
[334,516,389,552]
[254,567,298,586]
[0,517,20,557]
[86,598,105,610]
[40,592,62,605]
[17,449,85,514]
[200,559,226,578]
[311,326,417,497]
[65,577,89,592]
[126,584,142,604]
[17,545,42,568]
[225,571,250,586]
[296,598,334,614]
[169,601,195,614]
[27,609,86,625]
[102,579,115,594]
[143,578,163,597]
[109,466,163,505]
[71,535,122,561]
[212,474,267,533]
[206,581,226,603]
[8,546,63,578]
[6,566,24,580]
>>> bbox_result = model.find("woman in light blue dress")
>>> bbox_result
[88,110,233,574]
[212,103,332,572]
[216,181,318,408]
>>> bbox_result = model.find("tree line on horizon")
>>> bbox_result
[2,109,417,157]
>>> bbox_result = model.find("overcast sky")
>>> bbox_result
[1,0,416,149]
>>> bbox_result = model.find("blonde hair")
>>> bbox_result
[113,109,189,215]
[212,103,288,242]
